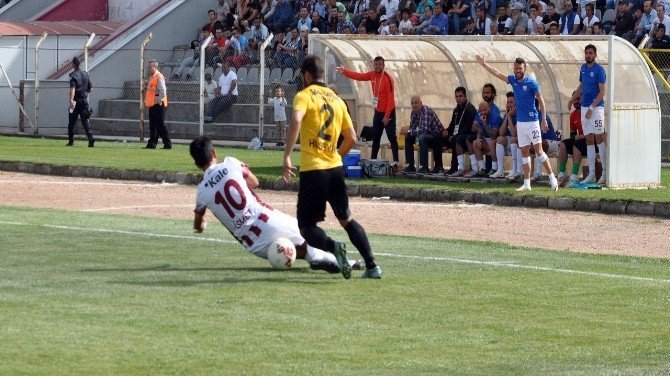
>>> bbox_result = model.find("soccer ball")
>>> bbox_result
[267,237,297,269]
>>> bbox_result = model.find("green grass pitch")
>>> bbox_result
[1,206,669,374]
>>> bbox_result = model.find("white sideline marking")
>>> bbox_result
[0,220,667,284]
[0,180,174,188]
[82,205,193,212]
[376,253,670,284]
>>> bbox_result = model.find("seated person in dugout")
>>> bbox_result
[443,86,478,176]
[494,92,524,180]
[400,95,445,174]
[465,100,504,178]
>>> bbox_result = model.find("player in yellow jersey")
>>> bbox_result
[283,55,381,279]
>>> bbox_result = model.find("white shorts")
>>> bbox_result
[581,106,605,135]
[246,209,305,259]
[517,120,542,148]
[545,139,560,157]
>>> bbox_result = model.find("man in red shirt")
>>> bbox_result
[336,56,399,173]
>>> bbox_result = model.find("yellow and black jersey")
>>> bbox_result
[293,83,353,172]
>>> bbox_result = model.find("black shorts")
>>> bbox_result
[451,133,469,150]
[297,167,351,228]
[562,138,593,156]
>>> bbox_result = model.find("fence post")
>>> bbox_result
[1,63,35,133]
[34,31,48,135]
[19,81,24,132]
[84,33,96,73]
[139,33,152,141]
[258,33,274,142]
[199,35,213,136]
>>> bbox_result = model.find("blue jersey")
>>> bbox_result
[541,115,558,141]
[490,102,501,122]
[508,75,540,122]
[579,62,606,108]
[475,110,504,137]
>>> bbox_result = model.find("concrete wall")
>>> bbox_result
[109,0,163,22]
[0,0,57,21]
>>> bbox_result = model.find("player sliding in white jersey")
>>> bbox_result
[476,55,559,191]
[190,136,353,274]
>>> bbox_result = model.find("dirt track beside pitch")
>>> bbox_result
[1,171,668,259]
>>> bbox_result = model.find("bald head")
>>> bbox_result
[478,101,490,118]
[410,95,423,111]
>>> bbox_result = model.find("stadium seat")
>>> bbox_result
[263,68,271,83]
[162,67,172,79]
[269,67,282,83]
[247,67,259,84]
[211,67,221,81]
[595,9,602,21]
[237,67,248,83]
[280,68,293,83]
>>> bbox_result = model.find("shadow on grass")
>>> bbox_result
[80,264,312,273]
[109,277,339,286]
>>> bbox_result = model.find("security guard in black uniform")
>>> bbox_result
[67,56,95,147]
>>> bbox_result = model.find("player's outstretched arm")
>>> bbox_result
[193,211,207,233]
[283,109,304,182]
[476,55,509,84]
[245,167,260,189]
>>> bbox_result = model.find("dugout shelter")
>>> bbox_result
[310,35,661,188]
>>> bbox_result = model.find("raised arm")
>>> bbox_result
[476,55,509,84]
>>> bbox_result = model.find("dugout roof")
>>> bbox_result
[309,35,661,188]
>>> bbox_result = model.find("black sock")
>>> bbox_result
[344,220,376,269]
[301,226,335,253]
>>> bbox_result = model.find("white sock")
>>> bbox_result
[535,157,542,176]
[478,160,486,170]
[510,143,518,173]
[587,144,596,176]
[598,142,606,171]
[457,155,464,171]
[496,143,505,172]
[524,178,531,188]
[516,148,523,174]
[305,244,337,265]
[492,161,498,171]
[470,155,479,171]
[549,172,555,179]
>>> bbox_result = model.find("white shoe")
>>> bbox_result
[505,171,517,180]
[516,184,531,191]
[580,173,596,184]
[549,176,559,191]
[597,175,606,185]
[490,169,505,178]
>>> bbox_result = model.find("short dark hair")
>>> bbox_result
[483,83,497,99]
[547,2,555,8]
[208,9,216,14]
[530,4,538,11]
[585,44,597,53]
[455,86,467,95]
[477,4,487,11]
[659,22,667,29]
[300,54,325,81]
[585,3,594,11]
[190,136,214,168]
[514,57,526,65]
[506,91,514,98]
[374,56,385,63]
[593,22,603,29]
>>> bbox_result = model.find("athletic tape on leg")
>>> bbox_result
[522,156,531,165]
[538,152,548,162]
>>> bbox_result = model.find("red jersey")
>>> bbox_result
[342,69,395,118]
[569,109,583,137]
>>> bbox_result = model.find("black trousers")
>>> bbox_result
[405,133,443,169]
[67,99,93,143]
[371,109,399,162]
[147,104,171,147]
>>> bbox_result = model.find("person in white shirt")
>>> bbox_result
[398,10,414,33]
[527,4,544,34]
[203,73,219,113]
[267,85,288,146]
[581,3,600,32]
[651,4,670,35]
[475,5,492,35]
[190,136,350,275]
[378,14,391,34]
[577,0,596,18]
[205,63,238,123]
[377,0,400,22]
